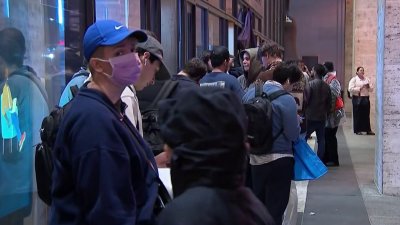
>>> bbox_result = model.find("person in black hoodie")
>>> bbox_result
[157,87,275,225]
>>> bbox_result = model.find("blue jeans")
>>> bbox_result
[305,120,326,160]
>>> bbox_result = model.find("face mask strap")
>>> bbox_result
[91,57,112,78]
[101,71,113,78]
[92,57,109,63]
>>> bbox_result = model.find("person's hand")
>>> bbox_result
[364,83,370,89]
[269,61,281,70]
[303,65,310,74]
[155,152,171,168]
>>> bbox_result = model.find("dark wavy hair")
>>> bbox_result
[313,64,327,79]
[210,46,230,68]
[258,43,283,59]
[323,61,334,72]
[272,61,302,84]
[182,58,207,82]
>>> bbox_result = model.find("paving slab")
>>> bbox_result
[301,125,371,225]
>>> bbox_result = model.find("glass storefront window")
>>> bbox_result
[228,22,235,54]
[185,3,195,61]
[196,7,208,56]
[139,0,161,39]
[208,13,220,49]
[95,0,140,29]
[0,0,87,224]
[196,6,203,55]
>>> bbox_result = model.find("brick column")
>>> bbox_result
[376,0,400,196]
[344,0,354,113]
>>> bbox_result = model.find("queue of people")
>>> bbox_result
[0,18,376,225]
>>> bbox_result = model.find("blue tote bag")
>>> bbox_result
[293,138,328,181]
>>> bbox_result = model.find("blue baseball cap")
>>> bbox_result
[83,20,147,60]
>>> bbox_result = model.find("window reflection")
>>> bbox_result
[0,0,85,224]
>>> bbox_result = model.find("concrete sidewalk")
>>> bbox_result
[296,120,400,225]
[342,120,400,225]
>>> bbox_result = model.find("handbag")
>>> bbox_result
[293,138,328,181]
[335,96,344,110]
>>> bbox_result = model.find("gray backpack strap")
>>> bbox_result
[255,81,264,97]
[268,89,289,101]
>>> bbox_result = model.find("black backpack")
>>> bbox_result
[141,80,178,156]
[244,82,289,155]
[35,85,80,205]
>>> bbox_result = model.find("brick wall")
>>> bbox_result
[344,0,354,112]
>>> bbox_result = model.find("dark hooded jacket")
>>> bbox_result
[157,87,275,225]
[237,48,263,93]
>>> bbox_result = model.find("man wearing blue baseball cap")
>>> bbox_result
[50,20,159,225]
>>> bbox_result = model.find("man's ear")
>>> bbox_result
[140,52,150,65]
[89,58,103,73]
[143,52,150,60]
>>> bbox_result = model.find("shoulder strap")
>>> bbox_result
[121,118,171,203]
[268,89,289,101]
[326,74,336,84]
[72,69,90,79]
[149,80,178,108]
[70,85,79,98]
[255,81,263,97]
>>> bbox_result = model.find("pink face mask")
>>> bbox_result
[96,53,141,86]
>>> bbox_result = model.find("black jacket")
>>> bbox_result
[157,186,275,225]
[157,88,275,225]
[305,78,332,121]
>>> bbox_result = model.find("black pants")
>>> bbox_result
[352,96,372,133]
[251,157,294,225]
[305,120,326,160]
[324,126,339,165]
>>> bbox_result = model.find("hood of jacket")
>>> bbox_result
[239,48,263,86]
[158,87,248,197]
